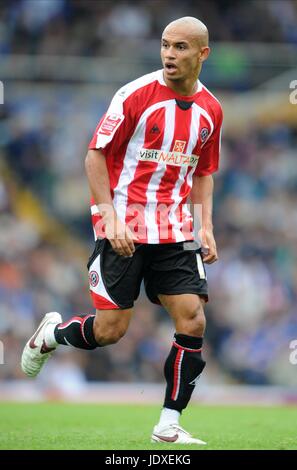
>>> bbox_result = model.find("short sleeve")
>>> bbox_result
[194,105,223,176]
[88,86,135,153]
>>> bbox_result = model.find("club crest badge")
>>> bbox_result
[200,127,209,143]
[89,271,99,287]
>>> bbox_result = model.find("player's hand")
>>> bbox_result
[105,215,137,257]
[198,228,218,264]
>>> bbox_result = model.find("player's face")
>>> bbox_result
[161,29,206,84]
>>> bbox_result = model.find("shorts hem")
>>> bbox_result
[150,289,209,305]
[93,302,134,311]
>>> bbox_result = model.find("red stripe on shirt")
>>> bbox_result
[155,104,193,242]
[125,107,166,243]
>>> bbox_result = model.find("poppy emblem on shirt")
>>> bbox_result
[89,271,99,287]
[173,140,186,153]
[200,127,209,143]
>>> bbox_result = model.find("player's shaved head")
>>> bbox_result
[163,16,209,48]
[161,16,210,95]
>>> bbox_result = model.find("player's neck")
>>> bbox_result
[163,75,199,97]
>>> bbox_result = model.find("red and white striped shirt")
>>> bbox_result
[88,69,223,244]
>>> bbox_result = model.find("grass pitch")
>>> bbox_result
[0,403,296,450]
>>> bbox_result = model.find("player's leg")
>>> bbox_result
[145,242,208,444]
[52,238,138,349]
[158,293,206,413]
[21,308,133,377]
[151,293,207,444]
[21,238,143,377]
[53,307,134,348]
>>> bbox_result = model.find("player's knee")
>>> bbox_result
[194,313,206,336]
[188,308,205,336]
[93,324,127,346]
[177,302,206,337]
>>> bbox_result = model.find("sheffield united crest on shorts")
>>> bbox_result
[89,270,99,287]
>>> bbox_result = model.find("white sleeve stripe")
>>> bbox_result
[95,70,160,149]
[200,83,223,107]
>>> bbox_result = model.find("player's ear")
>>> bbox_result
[199,46,210,63]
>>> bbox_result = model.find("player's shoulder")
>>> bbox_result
[115,70,161,102]
[198,81,223,117]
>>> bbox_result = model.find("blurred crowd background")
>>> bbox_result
[1,0,297,395]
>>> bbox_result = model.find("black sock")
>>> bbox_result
[163,333,206,412]
[54,314,98,350]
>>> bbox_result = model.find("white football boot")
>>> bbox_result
[151,423,206,445]
[21,312,62,377]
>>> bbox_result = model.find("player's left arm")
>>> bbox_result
[190,174,218,264]
[191,102,223,264]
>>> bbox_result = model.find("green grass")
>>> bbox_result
[0,403,296,450]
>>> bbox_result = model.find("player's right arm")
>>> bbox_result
[85,149,136,257]
[87,82,140,257]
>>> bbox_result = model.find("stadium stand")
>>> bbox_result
[1,0,297,395]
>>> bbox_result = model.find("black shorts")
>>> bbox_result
[87,239,208,310]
